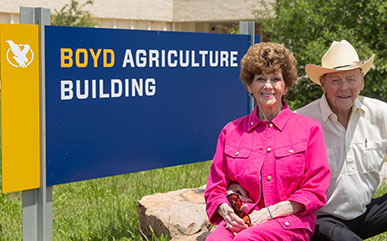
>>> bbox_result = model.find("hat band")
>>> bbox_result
[333,64,352,69]
[332,59,368,70]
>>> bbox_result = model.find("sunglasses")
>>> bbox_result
[226,193,252,227]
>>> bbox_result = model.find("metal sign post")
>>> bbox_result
[20,7,52,241]
[239,21,255,113]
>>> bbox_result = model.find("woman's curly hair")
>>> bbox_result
[240,42,297,90]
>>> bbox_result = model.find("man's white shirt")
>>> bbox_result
[296,95,387,220]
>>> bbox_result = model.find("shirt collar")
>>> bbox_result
[320,94,366,122]
[353,97,366,113]
[320,94,333,122]
[248,103,292,132]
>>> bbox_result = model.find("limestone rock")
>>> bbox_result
[380,161,387,185]
[136,185,212,240]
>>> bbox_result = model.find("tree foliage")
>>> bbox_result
[255,0,387,109]
[52,0,98,27]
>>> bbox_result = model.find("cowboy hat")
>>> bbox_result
[305,40,375,85]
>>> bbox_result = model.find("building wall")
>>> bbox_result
[0,0,173,21]
[173,0,262,22]
[0,0,271,33]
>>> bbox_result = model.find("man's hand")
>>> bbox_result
[227,183,253,202]
[217,203,249,233]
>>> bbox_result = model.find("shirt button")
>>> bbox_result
[251,122,254,126]
[268,123,273,128]
[235,151,239,156]
[285,221,290,226]
[266,147,272,152]
[267,176,272,181]
[289,149,294,154]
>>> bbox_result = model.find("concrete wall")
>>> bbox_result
[0,0,173,21]
[88,0,174,21]
[173,0,265,22]
[0,0,270,32]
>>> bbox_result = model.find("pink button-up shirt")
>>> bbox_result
[205,104,331,233]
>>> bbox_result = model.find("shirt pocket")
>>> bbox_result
[361,140,387,172]
[224,144,252,178]
[274,142,306,177]
[224,144,251,159]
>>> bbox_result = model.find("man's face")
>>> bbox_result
[320,69,364,114]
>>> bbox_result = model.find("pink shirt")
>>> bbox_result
[205,104,331,232]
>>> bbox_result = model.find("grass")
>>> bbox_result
[1,159,387,240]
[0,161,211,240]
[365,183,387,241]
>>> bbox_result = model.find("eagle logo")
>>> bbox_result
[6,40,34,68]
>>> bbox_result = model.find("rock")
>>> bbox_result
[379,161,387,185]
[136,185,212,240]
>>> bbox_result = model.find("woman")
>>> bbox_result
[205,42,331,240]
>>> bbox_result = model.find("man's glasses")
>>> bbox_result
[226,193,252,227]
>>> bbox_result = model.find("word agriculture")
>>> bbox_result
[60,48,239,68]
[122,49,239,68]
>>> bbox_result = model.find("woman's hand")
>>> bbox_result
[217,203,249,233]
[227,183,253,203]
[250,201,305,226]
[249,207,272,226]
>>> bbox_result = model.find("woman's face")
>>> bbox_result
[248,69,288,110]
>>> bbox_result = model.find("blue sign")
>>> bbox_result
[45,26,253,186]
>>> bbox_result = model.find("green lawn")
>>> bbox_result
[365,183,387,241]
[0,161,211,240]
[1,160,386,240]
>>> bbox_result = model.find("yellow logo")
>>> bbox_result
[6,40,34,68]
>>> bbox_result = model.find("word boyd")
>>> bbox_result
[61,48,115,68]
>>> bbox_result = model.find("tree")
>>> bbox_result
[52,0,98,27]
[255,0,387,109]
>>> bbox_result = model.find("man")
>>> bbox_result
[229,40,387,240]
[295,40,387,240]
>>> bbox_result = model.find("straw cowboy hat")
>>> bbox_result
[305,40,375,85]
